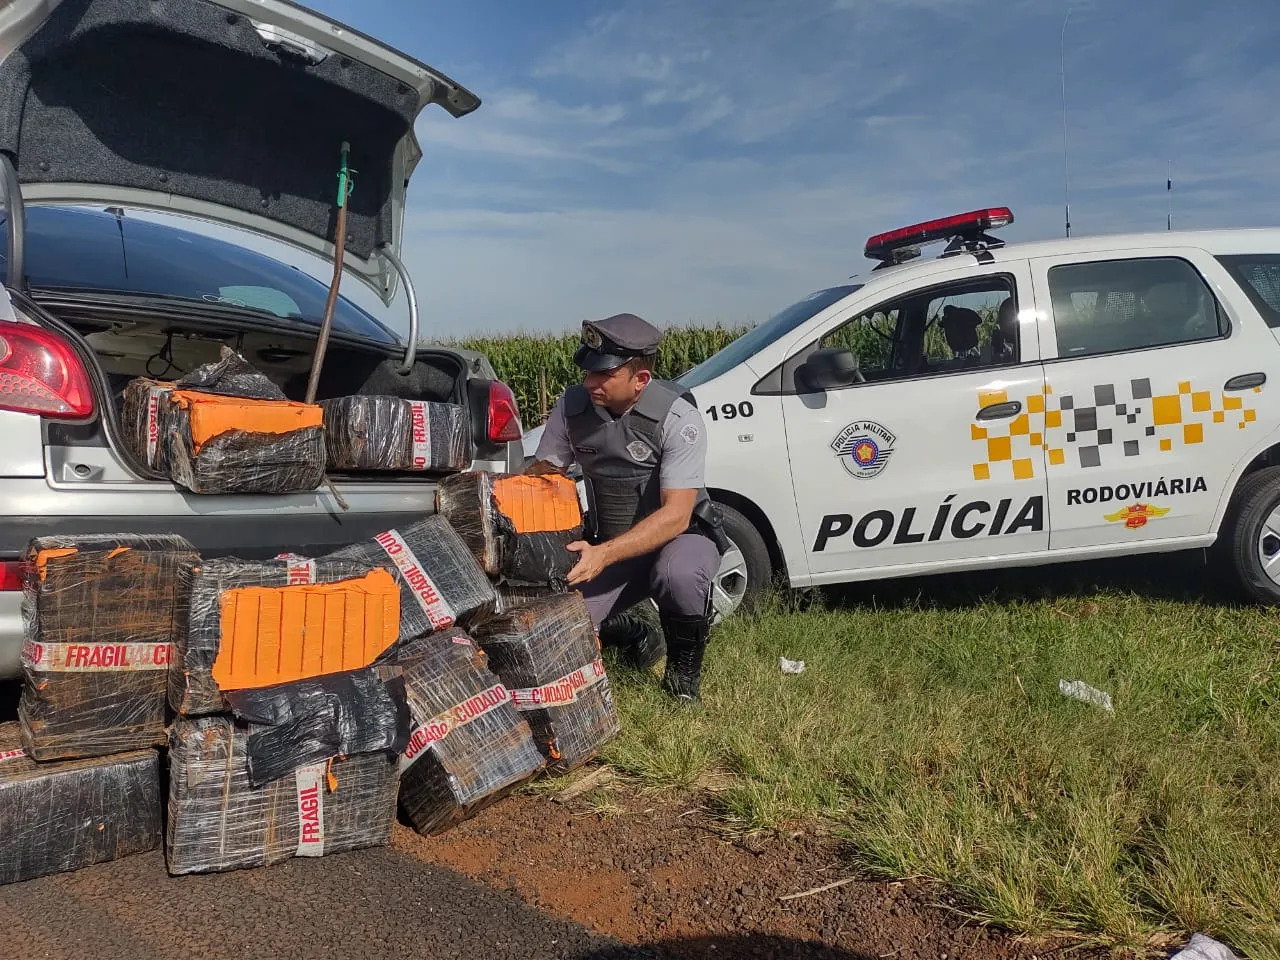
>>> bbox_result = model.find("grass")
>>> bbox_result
[586,554,1280,958]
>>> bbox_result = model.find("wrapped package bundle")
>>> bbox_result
[436,472,583,585]
[0,722,161,885]
[161,390,326,495]
[325,515,498,639]
[471,592,619,776]
[158,345,324,495]
[171,345,288,401]
[19,534,199,760]
[121,376,177,471]
[223,666,410,787]
[492,583,562,614]
[121,348,287,474]
[320,395,470,473]
[172,555,401,717]
[393,629,545,835]
[166,715,399,875]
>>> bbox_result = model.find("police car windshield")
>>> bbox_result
[676,284,862,388]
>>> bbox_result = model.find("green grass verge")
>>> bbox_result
[592,557,1280,958]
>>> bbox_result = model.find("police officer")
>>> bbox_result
[525,313,725,703]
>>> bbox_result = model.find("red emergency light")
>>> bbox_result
[864,207,1014,266]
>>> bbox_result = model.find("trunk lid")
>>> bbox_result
[0,0,479,305]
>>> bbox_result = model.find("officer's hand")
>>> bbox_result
[565,540,609,585]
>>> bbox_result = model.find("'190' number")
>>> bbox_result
[706,402,753,421]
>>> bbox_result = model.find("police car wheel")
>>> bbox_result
[712,502,772,620]
[1225,466,1280,604]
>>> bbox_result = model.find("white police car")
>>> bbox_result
[528,207,1280,616]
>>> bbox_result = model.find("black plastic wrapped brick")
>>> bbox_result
[172,345,288,401]
[19,533,199,761]
[326,515,498,639]
[393,629,545,835]
[471,592,620,776]
[223,666,411,788]
[173,556,400,717]
[0,722,161,886]
[436,471,584,586]
[166,716,399,875]
[158,346,325,496]
[321,395,470,473]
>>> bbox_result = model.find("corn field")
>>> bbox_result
[452,305,1003,428]
[451,325,748,426]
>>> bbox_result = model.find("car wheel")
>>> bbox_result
[1224,465,1280,604]
[709,501,773,622]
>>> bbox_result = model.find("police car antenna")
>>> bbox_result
[1060,8,1073,239]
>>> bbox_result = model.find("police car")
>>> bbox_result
[527,206,1280,617]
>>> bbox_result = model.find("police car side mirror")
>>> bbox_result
[799,346,861,391]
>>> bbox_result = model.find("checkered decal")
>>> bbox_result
[971,379,1262,480]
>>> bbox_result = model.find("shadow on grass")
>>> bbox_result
[811,547,1244,613]
[576,934,875,959]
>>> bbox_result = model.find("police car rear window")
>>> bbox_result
[1046,256,1225,358]
[1217,255,1280,328]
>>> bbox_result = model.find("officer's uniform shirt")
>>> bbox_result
[536,394,709,493]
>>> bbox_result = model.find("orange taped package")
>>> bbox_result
[436,471,584,585]
[160,390,327,495]
[172,556,401,717]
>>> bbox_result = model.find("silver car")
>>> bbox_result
[0,0,524,677]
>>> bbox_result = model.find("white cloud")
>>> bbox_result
[158,0,1280,344]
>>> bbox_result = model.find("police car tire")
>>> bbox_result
[1224,466,1280,605]
[715,502,772,615]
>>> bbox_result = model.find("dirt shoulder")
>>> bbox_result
[394,777,1126,960]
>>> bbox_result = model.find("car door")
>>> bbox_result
[1029,247,1280,549]
[774,260,1049,582]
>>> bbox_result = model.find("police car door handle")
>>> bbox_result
[1225,372,1266,391]
[976,400,1021,420]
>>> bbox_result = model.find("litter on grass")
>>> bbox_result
[1169,934,1239,960]
[779,657,806,675]
[1058,678,1115,713]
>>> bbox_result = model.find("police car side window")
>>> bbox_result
[814,275,1020,384]
[1046,256,1227,359]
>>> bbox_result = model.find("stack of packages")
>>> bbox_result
[437,471,621,775]
[471,593,619,776]
[326,517,552,834]
[5,534,197,883]
[164,553,412,874]
[121,346,326,494]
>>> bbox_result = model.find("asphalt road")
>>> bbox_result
[0,843,660,960]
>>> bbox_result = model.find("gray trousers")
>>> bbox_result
[578,533,721,628]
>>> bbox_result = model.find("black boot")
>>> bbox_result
[598,610,665,672]
[659,612,711,703]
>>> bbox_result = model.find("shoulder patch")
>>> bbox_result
[679,423,700,445]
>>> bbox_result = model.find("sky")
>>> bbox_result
[192,0,1280,338]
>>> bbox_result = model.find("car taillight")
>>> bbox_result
[0,560,28,592]
[487,381,523,443]
[0,321,95,420]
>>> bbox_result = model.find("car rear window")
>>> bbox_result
[1217,255,1280,328]
[0,205,399,345]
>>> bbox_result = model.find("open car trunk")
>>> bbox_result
[32,290,502,483]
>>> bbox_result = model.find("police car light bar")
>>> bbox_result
[864,207,1014,265]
